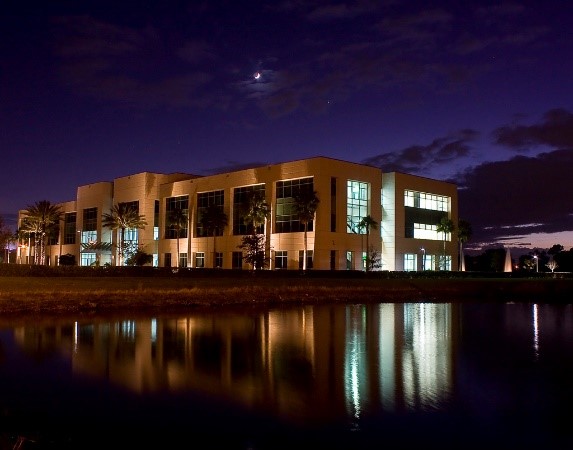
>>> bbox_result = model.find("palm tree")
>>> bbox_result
[457,219,473,271]
[243,191,270,269]
[436,216,455,271]
[167,207,188,268]
[357,215,378,272]
[102,204,147,266]
[244,191,270,236]
[21,200,62,265]
[199,204,228,268]
[293,188,320,271]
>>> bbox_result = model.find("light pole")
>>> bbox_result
[420,247,425,271]
[533,255,538,273]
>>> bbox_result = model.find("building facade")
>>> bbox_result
[17,156,458,271]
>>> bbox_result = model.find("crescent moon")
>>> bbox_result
[254,72,261,80]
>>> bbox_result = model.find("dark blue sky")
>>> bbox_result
[1,0,572,253]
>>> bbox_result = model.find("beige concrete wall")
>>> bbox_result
[383,172,458,271]
[159,157,382,270]
[18,157,458,271]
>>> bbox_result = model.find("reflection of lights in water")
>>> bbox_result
[533,304,539,360]
[402,303,452,410]
[73,321,79,354]
[350,346,361,421]
[151,318,157,342]
[344,306,366,429]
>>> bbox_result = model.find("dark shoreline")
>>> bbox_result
[1,271,573,324]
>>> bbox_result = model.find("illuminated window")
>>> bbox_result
[404,190,448,211]
[81,252,96,267]
[347,180,369,234]
[346,251,353,270]
[404,253,417,271]
[195,252,205,268]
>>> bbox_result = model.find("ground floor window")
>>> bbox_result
[275,251,287,269]
[346,251,353,270]
[232,251,243,269]
[422,254,435,271]
[215,252,223,268]
[404,253,417,272]
[438,255,452,271]
[164,253,171,267]
[195,252,205,268]
[179,252,188,268]
[81,252,96,267]
[330,250,336,270]
[299,250,313,269]
[153,254,158,267]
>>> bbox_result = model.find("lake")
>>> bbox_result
[1,301,572,449]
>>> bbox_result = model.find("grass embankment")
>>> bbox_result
[1,272,573,322]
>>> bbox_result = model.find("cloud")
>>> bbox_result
[51,15,218,109]
[362,130,477,174]
[493,108,573,150]
[455,149,573,248]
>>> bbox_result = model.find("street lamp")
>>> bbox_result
[420,247,425,271]
[533,255,538,273]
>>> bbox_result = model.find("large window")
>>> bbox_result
[404,190,451,239]
[165,196,189,239]
[233,184,265,235]
[83,207,97,231]
[64,212,77,244]
[276,177,314,233]
[195,252,205,268]
[121,201,140,248]
[347,180,369,234]
[404,190,448,211]
[196,190,224,237]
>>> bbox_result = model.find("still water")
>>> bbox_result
[1,302,573,449]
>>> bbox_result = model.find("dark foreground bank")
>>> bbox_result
[1,265,572,322]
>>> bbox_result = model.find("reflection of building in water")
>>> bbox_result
[11,303,457,424]
[342,303,455,421]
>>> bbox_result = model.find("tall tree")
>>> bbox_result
[436,216,455,270]
[102,204,147,266]
[21,200,62,265]
[357,215,378,272]
[243,191,270,269]
[167,207,188,268]
[199,204,228,268]
[293,188,320,271]
[457,219,473,271]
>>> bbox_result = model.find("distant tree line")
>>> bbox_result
[465,244,573,273]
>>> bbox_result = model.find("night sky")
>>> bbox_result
[1,1,572,254]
